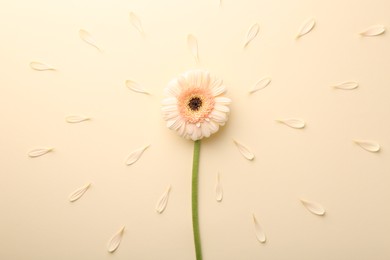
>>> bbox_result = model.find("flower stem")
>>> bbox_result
[192,140,202,260]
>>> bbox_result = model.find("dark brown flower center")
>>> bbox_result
[188,97,202,111]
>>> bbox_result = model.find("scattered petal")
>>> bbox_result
[300,199,326,216]
[187,34,199,63]
[243,23,260,48]
[249,77,272,94]
[30,62,56,71]
[28,148,53,158]
[233,140,255,160]
[129,12,144,34]
[107,226,125,253]
[332,81,359,90]
[68,183,91,202]
[125,145,149,166]
[360,25,386,37]
[65,115,91,123]
[79,29,102,52]
[252,214,266,243]
[215,172,223,202]
[125,80,150,95]
[155,185,171,214]
[296,18,316,39]
[354,140,381,153]
[276,118,305,129]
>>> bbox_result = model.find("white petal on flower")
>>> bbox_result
[201,122,211,138]
[210,78,225,96]
[167,117,184,131]
[161,105,177,113]
[162,97,177,106]
[186,123,196,136]
[165,80,181,97]
[202,71,210,88]
[191,126,202,141]
[206,120,220,134]
[215,97,232,105]
[178,122,186,136]
[194,70,203,87]
[177,76,188,89]
[162,110,179,121]
[186,71,196,87]
[214,104,230,113]
[210,110,228,123]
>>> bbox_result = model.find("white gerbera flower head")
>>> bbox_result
[162,70,231,141]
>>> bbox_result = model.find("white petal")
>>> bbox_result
[107,226,125,253]
[187,34,199,63]
[30,61,56,71]
[129,12,144,34]
[233,140,255,160]
[200,122,211,138]
[155,185,171,214]
[162,110,179,121]
[161,105,178,113]
[202,71,210,88]
[360,25,386,37]
[162,97,177,106]
[210,110,228,123]
[191,126,202,141]
[353,140,381,153]
[184,123,195,135]
[214,104,230,113]
[65,115,90,123]
[252,214,266,243]
[215,97,232,105]
[276,118,305,129]
[206,120,220,134]
[332,81,359,90]
[178,122,187,136]
[243,23,260,48]
[296,18,316,39]
[249,77,272,94]
[125,145,149,166]
[28,148,54,158]
[300,199,326,216]
[68,183,91,202]
[210,78,226,96]
[215,172,223,202]
[125,80,150,95]
[165,80,181,97]
[177,76,188,89]
[79,29,102,52]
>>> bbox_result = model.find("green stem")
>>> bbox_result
[192,140,202,260]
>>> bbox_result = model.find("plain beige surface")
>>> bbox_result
[1,0,390,259]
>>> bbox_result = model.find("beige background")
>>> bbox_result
[1,0,389,259]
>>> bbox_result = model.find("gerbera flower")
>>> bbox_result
[162,70,231,141]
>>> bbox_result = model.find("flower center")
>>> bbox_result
[188,97,202,111]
